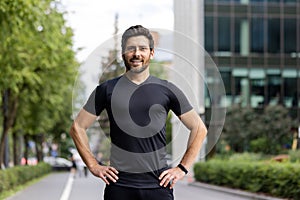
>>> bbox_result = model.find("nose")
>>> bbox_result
[133,48,141,56]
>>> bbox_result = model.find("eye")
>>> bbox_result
[140,46,149,51]
[126,46,135,52]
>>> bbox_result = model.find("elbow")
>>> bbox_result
[198,122,207,137]
[69,122,78,138]
[202,125,208,136]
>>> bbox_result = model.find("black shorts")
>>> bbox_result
[104,184,174,200]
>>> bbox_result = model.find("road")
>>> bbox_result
[5,171,281,200]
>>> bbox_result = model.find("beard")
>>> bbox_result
[126,64,148,73]
[123,56,150,73]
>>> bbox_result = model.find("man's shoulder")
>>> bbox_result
[100,76,122,85]
[97,76,122,89]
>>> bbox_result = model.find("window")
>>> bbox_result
[218,16,231,52]
[267,18,280,53]
[266,69,281,105]
[249,69,265,107]
[205,16,214,53]
[284,19,296,54]
[283,0,296,3]
[220,68,232,106]
[233,68,249,106]
[267,0,280,2]
[283,69,297,107]
[251,17,264,53]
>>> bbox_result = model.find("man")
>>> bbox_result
[69,25,207,200]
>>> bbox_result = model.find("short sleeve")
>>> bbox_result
[83,83,107,116]
[83,88,97,115]
[167,82,193,116]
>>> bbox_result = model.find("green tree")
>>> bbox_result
[222,105,257,152]
[222,105,295,155]
[249,105,296,154]
[0,0,79,167]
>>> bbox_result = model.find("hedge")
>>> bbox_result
[194,160,300,199]
[0,162,52,194]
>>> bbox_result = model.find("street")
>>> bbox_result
[5,171,278,200]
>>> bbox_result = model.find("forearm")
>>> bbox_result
[179,121,207,170]
[159,120,207,188]
[70,122,98,169]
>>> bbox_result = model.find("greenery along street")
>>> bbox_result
[198,105,300,199]
[1,0,300,199]
[220,104,298,155]
[0,0,80,168]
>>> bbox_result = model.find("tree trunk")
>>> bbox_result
[34,134,44,162]
[13,130,22,166]
[24,134,29,165]
[0,90,19,168]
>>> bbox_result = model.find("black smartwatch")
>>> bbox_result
[177,163,188,174]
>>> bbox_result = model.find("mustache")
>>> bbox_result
[130,57,143,62]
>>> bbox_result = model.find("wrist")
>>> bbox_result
[177,163,188,174]
[87,159,100,169]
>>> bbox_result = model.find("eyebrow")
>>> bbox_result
[126,45,149,49]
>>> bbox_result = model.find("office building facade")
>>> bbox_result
[204,0,300,121]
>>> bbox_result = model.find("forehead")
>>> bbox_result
[125,35,149,47]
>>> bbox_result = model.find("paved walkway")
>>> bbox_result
[5,172,285,200]
[6,173,69,200]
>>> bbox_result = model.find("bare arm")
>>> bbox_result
[177,109,207,169]
[159,109,207,188]
[70,109,118,184]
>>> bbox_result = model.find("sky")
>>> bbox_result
[61,0,174,62]
[61,0,174,98]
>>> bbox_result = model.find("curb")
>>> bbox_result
[189,182,286,200]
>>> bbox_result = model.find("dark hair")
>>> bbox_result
[121,25,154,54]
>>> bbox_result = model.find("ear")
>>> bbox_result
[150,50,154,59]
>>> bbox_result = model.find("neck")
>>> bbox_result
[125,69,150,85]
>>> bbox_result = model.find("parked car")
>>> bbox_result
[43,156,72,171]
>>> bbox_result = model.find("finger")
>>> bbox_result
[104,173,117,183]
[160,174,172,187]
[109,167,119,174]
[159,170,168,180]
[107,171,119,180]
[164,175,174,187]
[101,175,110,185]
[106,170,119,182]
[170,178,177,189]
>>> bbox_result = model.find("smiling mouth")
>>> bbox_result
[130,60,142,65]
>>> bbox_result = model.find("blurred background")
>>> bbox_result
[0,0,300,198]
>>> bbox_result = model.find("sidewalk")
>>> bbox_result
[190,182,286,200]
[5,173,69,200]
[5,171,286,200]
[182,173,285,200]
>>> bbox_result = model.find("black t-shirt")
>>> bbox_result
[84,75,192,188]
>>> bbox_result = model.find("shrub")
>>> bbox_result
[228,152,264,162]
[194,159,300,199]
[0,162,51,193]
[289,150,300,163]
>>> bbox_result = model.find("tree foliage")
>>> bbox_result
[222,105,296,155]
[0,0,79,167]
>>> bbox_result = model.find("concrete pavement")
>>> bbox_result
[5,173,69,200]
[5,171,285,200]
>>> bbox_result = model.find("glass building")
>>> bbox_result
[204,0,300,121]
